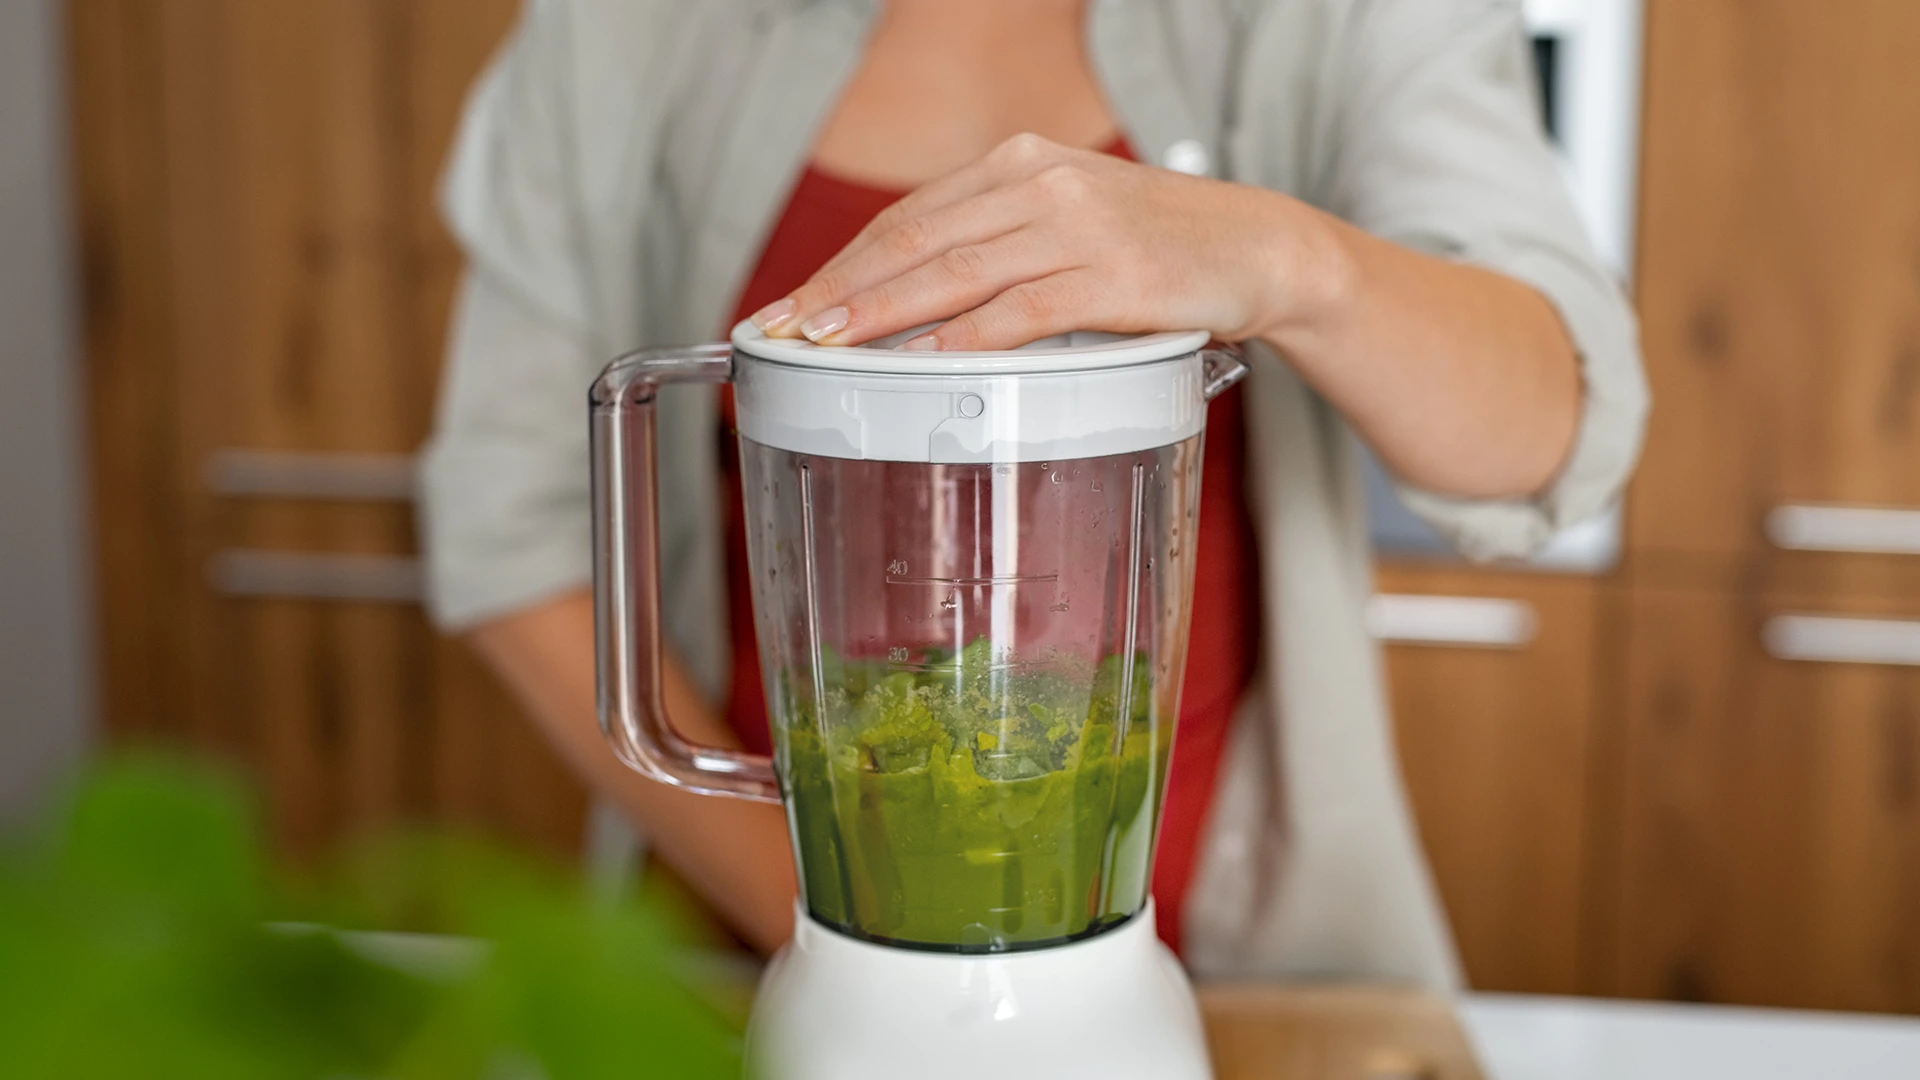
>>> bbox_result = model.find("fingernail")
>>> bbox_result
[749,298,795,331]
[900,333,940,352]
[800,306,849,343]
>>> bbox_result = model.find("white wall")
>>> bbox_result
[0,0,93,823]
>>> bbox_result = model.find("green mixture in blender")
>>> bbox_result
[775,641,1170,952]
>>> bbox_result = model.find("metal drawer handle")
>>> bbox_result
[1366,594,1538,649]
[209,550,422,603]
[205,450,416,501]
[1766,503,1920,555]
[1763,614,1920,667]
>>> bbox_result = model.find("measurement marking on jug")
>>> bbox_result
[883,572,1060,586]
[882,659,1049,674]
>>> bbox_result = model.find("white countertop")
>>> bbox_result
[1459,993,1920,1079]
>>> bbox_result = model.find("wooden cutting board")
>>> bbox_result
[1199,985,1485,1080]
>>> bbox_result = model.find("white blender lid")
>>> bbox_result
[732,323,1210,374]
[729,322,1212,464]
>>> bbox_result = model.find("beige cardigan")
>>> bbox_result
[419,0,1648,990]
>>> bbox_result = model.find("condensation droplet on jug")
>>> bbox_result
[941,590,958,611]
[1090,480,1102,492]
[1050,471,1062,484]
[1050,598,1071,612]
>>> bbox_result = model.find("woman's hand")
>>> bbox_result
[750,133,1346,351]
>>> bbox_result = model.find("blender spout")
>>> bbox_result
[1200,343,1250,401]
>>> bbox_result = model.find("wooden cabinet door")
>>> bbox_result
[1631,0,1920,575]
[1616,585,1920,1012]
[72,0,586,858]
[1375,564,1604,994]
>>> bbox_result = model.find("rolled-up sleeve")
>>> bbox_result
[420,274,597,630]
[1324,0,1649,561]
[418,0,601,630]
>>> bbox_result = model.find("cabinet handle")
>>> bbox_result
[1762,614,1920,667]
[205,450,416,501]
[208,550,422,603]
[1366,594,1538,649]
[1765,503,1920,555]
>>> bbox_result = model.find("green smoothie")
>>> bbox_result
[773,641,1171,952]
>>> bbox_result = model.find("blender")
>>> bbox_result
[591,321,1246,1079]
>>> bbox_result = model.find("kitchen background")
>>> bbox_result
[5,0,1919,1017]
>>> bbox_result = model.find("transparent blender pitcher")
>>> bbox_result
[592,322,1242,1078]
[591,322,1236,1076]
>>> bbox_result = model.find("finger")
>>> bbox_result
[814,133,1068,278]
[805,231,1066,346]
[779,186,1051,340]
[755,169,1020,339]
[904,269,1118,353]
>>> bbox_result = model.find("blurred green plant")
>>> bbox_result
[0,755,743,1079]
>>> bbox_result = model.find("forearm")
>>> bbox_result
[1254,205,1582,499]
[466,590,797,952]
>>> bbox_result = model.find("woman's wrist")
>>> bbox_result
[1240,191,1363,353]
[1244,192,1352,343]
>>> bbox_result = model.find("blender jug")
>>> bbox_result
[592,322,1244,1074]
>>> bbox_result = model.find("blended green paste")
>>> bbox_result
[773,641,1170,952]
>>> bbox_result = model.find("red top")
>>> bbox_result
[720,143,1261,955]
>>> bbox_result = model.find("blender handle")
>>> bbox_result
[589,343,782,803]
[1200,342,1250,401]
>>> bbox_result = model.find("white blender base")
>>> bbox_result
[745,901,1211,1080]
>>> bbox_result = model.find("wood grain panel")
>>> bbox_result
[1375,564,1601,994]
[69,0,195,747]
[72,0,582,860]
[1630,0,1920,589]
[147,0,435,852]
[1615,585,1920,1012]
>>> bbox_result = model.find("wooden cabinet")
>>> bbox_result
[70,0,584,858]
[1606,0,1920,1014]
[1630,0,1920,592]
[1375,565,1607,994]
[1381,1,1920,1008]
[1614,587,1920,1013]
